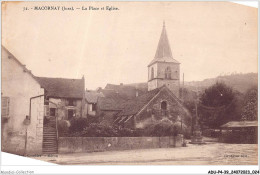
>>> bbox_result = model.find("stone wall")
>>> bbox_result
[157,79,180,98]
[58,135,183,154]
[135,88,190,129]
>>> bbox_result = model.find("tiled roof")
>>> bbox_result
[103,83,148,100]
[105,84,144,99]
[98,83,159,112]
[98,96,127,111]
[155,22,173,59]
[117,87,161,116]
[85,91,104,103]
[36,77,84,99]
[221,121,258,128]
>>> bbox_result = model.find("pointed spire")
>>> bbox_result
[154,21,173,59]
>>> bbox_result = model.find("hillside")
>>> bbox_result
[127,73,258,94]
[185,73,257,93]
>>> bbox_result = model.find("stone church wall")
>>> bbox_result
[135,88,188,129]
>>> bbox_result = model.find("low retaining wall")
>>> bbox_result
[58,135,183,154]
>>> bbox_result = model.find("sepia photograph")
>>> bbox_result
[1,0,258,173]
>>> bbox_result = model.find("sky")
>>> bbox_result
[2,1,258,90]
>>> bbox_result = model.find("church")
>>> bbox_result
[92,22,190,129]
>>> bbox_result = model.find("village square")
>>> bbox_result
[1,2,258,165]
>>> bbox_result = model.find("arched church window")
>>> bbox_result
[165,67,171,79]
[151,67,154,80]
[161,101,167,110]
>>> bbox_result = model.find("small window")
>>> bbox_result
[161,101,167,110]
[68,99,75,106]
[89,104,97,112]
[50,108,56,116]
[2,97,10,117]
[165,67,171,79]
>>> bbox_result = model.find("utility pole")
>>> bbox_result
[181,73,184,133]
[191,88,199,135]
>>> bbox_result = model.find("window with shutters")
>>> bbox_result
[2,97,10,118]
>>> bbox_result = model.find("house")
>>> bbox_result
[35,76,85,154]
[96,22,190,129]
[2,46,45,155]
[1,46,85,155]
[84,90,104,117]
[36,76,85,121]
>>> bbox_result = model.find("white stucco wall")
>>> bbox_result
[2,48,44,155]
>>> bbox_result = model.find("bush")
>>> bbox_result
[82,123,118,137]
[144,120,176,137]
[67,124,143,137]
[117,128,134,137]
[64,118,191,138]
[173,121,191,139]
[69,117,88,133]
[143,119,191,138]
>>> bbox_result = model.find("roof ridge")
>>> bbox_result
[2,45,39,84]
[36,76,82,80]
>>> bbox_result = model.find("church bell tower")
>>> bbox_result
[148,22,180,97]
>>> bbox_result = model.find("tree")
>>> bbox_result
[143,118,190,138]
[198,82,237,128]
[241,87,257,121]
[200,82,234,107]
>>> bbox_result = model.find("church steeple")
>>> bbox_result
[154,21,173,59]
[147,22,180,97]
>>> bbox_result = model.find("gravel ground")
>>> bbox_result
[35,142,258,165]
